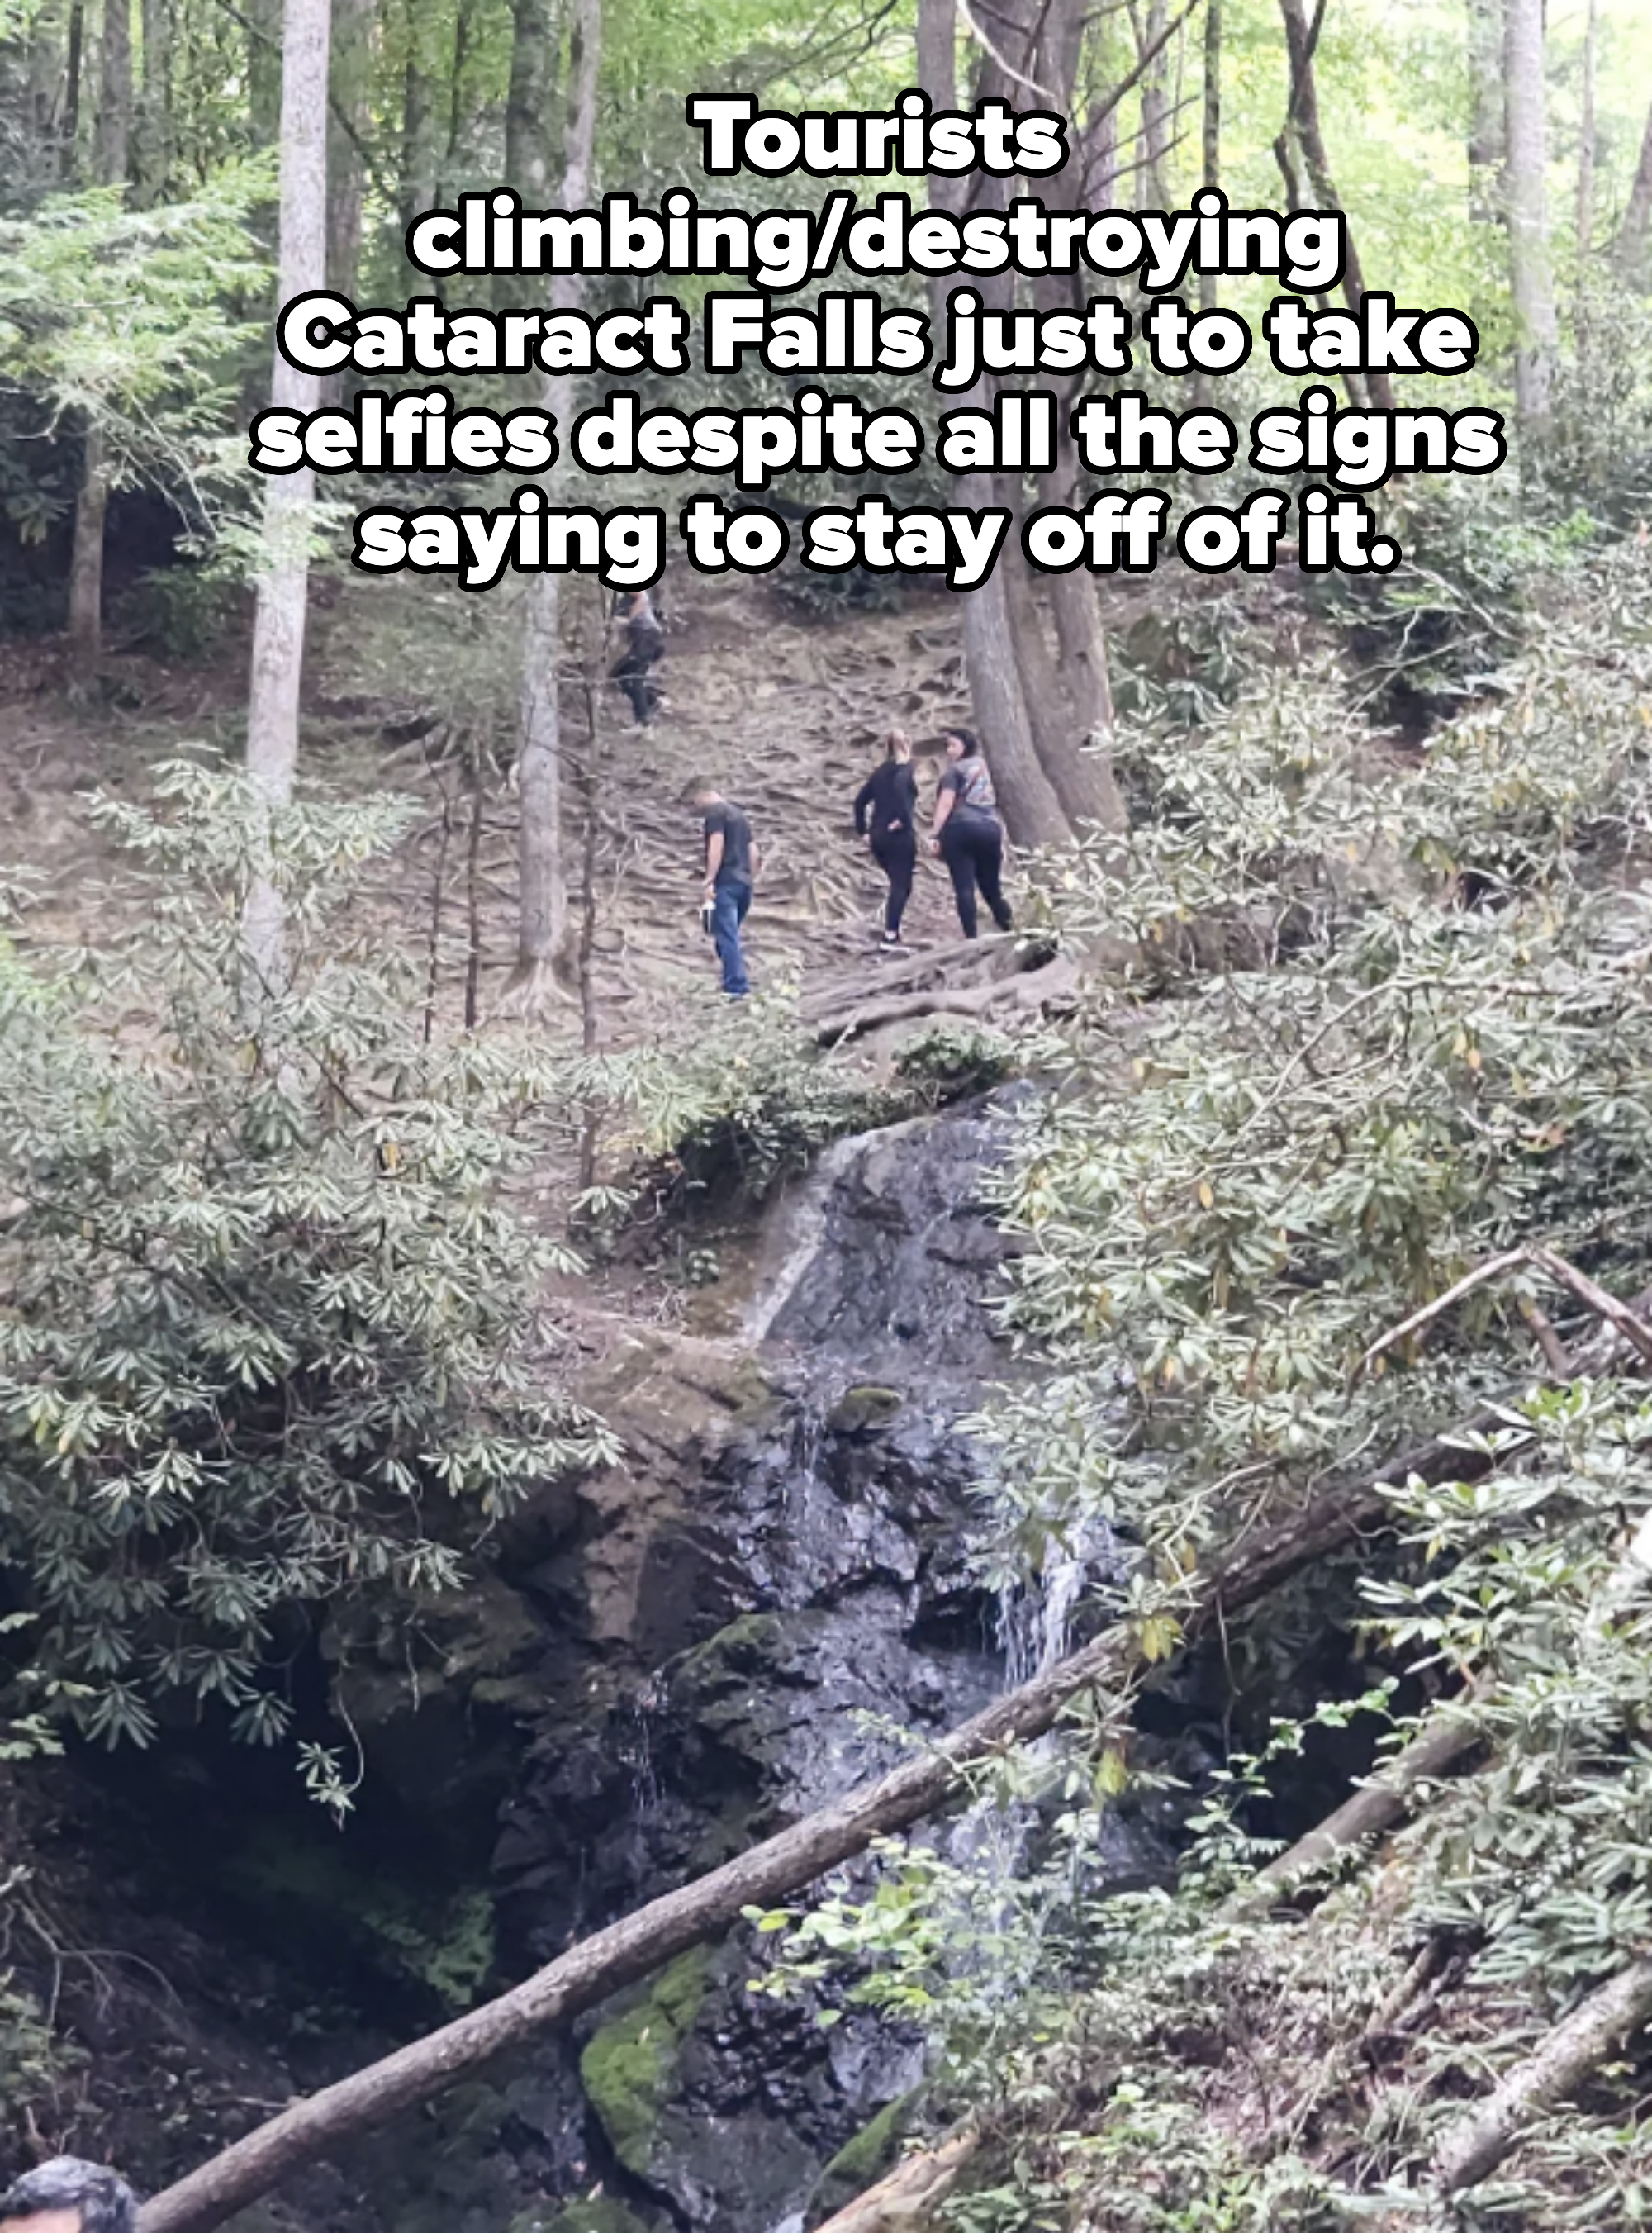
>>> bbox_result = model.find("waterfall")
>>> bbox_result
[997,1516,1113,1687]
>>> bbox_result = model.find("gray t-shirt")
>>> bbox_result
[939,756,999,830]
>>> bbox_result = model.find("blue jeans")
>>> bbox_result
[711,880,752,995]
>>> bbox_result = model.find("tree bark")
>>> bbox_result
[811,2136,980,2233]
[136,1470,1401,2233]
[441,0,477,201]
[95,0,131,182]
[66,420,109,662]
[1132,0,1171,209]
[1615,101,1652,282]
[1200,0,1221,311]
[1227,1684,1488,1917]
[1502,0,1555,444]
[508,0,601,1000]
[325,0,373,294]
[1432,1960,1652,2193]
[62,0,84,173]
[1574,0,1597,266]
[68,0,132,661]
[505,0,554,197]
[246,0,282,145]
[1276,0,1394,410]
[242,0,330,984]
[1466,0,1503,221]
[131,0,170,202]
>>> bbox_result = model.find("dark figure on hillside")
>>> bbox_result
[854,726,919,948]
[610,587,665,726]
[0,2160,138,2233]
[930,726,1013,941]
[688,777,760,998]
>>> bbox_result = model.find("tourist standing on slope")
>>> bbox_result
[854,727,919,948]
[929,727,1014,940]
[688,777,759,998]
[610,587,666,726]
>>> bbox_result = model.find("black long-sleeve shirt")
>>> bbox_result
[854,761,918,839]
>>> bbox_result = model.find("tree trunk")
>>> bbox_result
[397,0,440,238]
[1466,0,1503,221]
[1574,0,1597,265]
[915,0,955,130]
[957,537,1071,848]
[69,0,131,660]
[1133,0,1170,208]
[508,0,601,1000]
[1200,0,1221,311]
[1432,1960,1652,2193]
[1503,0,1555,444]
[131,0,170,202]
[62,0,84,173]
[246,0,282,145]
[1615,101,1652,281]
[997,483,1126,836]
[1277,0,1394,409]
[66,421,108,661]
[135,1467,1400,2233]
[95,0,131,182]
[441,0,477,201]
[325,0,373,294]
[243,0,331,985]
[505,0,554,196]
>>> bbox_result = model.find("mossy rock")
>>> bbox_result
[807,2095,914,2225]
[826,1384,904,1435]
[578,1949,710,2176]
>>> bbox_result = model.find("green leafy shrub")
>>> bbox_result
[0,762,616,1764]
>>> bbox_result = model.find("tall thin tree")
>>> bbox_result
[1616,101,1652,282]
[65,0,134,661]
[242,0,331,981]
[1466,0,1503,221]
[1502,0,1555,445]
[508,0,601,1002]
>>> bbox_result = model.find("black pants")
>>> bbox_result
[870,826,916,936]
[610,646,661,725]
[941,818,1012,939]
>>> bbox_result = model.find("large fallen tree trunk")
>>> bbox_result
[140,1460,1417,2233]
[1431,1957,1652,2193]
[1229,1680,1490,1916]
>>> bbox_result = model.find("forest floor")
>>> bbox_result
[0,572,995,1038]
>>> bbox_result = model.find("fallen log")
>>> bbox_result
[1227,1680,1491,1916]
[138,1457,1412,2233]
[809,2133,979,2233]
[1431,1957,1652,2193]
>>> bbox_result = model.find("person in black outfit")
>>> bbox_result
[687,777,759,996]
[610,587,665,725]
[853,727,919,948]
[929,726,1013,940]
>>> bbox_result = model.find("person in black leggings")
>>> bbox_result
[930,726,1013,940]
[853,727,919,947]
[610,588,664,725]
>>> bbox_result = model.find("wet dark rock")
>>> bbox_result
[9,1090,1119,2233]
